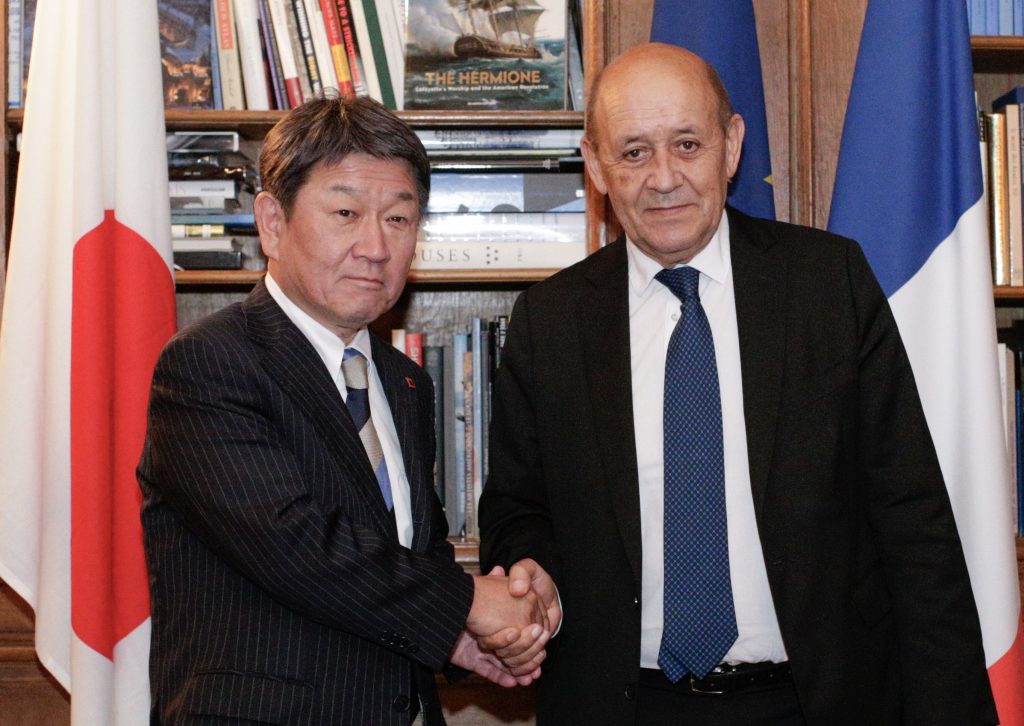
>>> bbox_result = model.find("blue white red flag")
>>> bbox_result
[650,0,775,219]
[0,0,176,722]
[829,2,1024,722]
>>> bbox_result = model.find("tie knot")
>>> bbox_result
[342,348,369,389]
[656,266,701,303]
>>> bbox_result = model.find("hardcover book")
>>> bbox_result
[404,0,567,111]
[159,0,215,109]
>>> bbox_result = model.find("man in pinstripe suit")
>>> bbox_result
[138,97,556,725]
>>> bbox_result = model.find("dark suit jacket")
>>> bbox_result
[138,281,474,725]
[479,207,997,725]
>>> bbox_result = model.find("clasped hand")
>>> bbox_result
[450,559,561,688]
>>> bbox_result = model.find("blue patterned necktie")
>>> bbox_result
[655,266,737,681]
[342,349,394,511]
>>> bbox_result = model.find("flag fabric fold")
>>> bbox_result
[0,0,175,722]
[829,2,1024,722]
[650,0,775,219]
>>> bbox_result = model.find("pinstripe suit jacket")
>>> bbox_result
[138,280,474,725]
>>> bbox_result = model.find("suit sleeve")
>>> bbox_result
[140,327,474,672]
[846,241,996,724]
[479,291,562,584]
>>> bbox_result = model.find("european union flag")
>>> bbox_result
[651,0,775,220]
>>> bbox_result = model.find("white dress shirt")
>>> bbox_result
[630,212,788,668]
[265,273,415,548]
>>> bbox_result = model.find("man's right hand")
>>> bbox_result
[467,568,551,677]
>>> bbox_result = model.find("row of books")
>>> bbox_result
[984,87,1024,286]
[996,334,1024,535]
[147,0,582,112]
[967,0,1024,36]
[393,317,507,540]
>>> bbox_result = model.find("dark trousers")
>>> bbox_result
[636,669,807,726]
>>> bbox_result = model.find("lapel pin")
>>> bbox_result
[404,376,416,389]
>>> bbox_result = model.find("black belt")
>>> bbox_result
[639,661,792,696]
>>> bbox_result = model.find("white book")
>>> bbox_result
[172,236,238,252]
[1005,104,1023,286]
[214,0,245,109]
[267,0,303,106]
[391,328,406,352]
[169,179,239,198]
[232,0,270,110]
[375,0,404,108]
[999,343,1018,529]
[7,0,22,108]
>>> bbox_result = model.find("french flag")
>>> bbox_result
[0,0,175,722]
[650,0,775,220]
[829,2,1024,722]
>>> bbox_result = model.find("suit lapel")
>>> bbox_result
[243,282,398,537]
[578,241,644,590]
[371,336,434,553]
[728,208,787,519]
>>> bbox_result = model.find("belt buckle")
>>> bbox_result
[687,674,725,695]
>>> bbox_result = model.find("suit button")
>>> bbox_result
[393,695,410,712]
[633,596,640,610]
[624,683,636,701]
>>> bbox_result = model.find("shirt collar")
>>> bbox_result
[264,272,373,381]
[626,209,730,296]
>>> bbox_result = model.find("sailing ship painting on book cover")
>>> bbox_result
[405,0,567,111]
[158,0,214,109]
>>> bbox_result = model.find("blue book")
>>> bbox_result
[209,0,223,110]
[1001,0,1015,34]
[970,0,986,35]
[451,332,469,538]
[992,85,1024,111]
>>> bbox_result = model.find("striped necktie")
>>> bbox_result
[655,266,737,681]
[341,348,394,511]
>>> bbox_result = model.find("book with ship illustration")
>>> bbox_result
[404,0,567,111]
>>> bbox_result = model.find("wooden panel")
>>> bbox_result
[754,1,791,223]
[809,0,866,229]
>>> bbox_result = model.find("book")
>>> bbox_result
[424,345,446,508]
[451,332,469,536]
[404,0,568,111]
[391,328,406,352]
[317,0,356,96]
[7,0,22,108]
[213,0,245,109]
[442,342,458,534]
[210,5,223,108]
[406,332,424,367]
[159,0,215,109]
[257,0,289,108]
[462,345,475,538]
[267,0,306,106]
[20,0,36,103]
[293,0,325,98]
[334,0,369,97]
[1005,104,1023,286]
[169,178,244,198]
[428,171,585,213]
[987,112,1011,285]
[415,127,582,151]
[233,0,271,109]
[172,236,239,251]
[371,0,404,108]
[302,0,337,92]
[173,248,244,269]
[348,0,388,105]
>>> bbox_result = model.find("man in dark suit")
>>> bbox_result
[138,97,552,725]
[479,43,997,725]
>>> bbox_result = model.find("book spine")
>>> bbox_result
[462,346,475,539]
[415,128,584,151]
[169,179,239,198]
[232,0,271,110]
[353,0,394,108]
[334,0,369,96]
[257,0,291,109]
[989,112,1011,285]
[303,0,337,92]
[391,328,406,352]
[1008,105,1023,286]
[318,0,356,96]
[292,0,323,96]
[424,345,445,509]
[8,0,23,108]
[347,0,383,103]
[268,0,307,105]
[210,1,224,109]
[214,0,246,109]
[442,342,458,535]
[405,332,424,367]
[452,333,468,537]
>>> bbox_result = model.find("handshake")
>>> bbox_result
[450,558,562,688]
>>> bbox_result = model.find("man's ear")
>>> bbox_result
[725,113,746,180]
[581,136,609,196]
[254,191,284,262]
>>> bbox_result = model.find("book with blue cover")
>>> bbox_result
[159,0,215,109]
